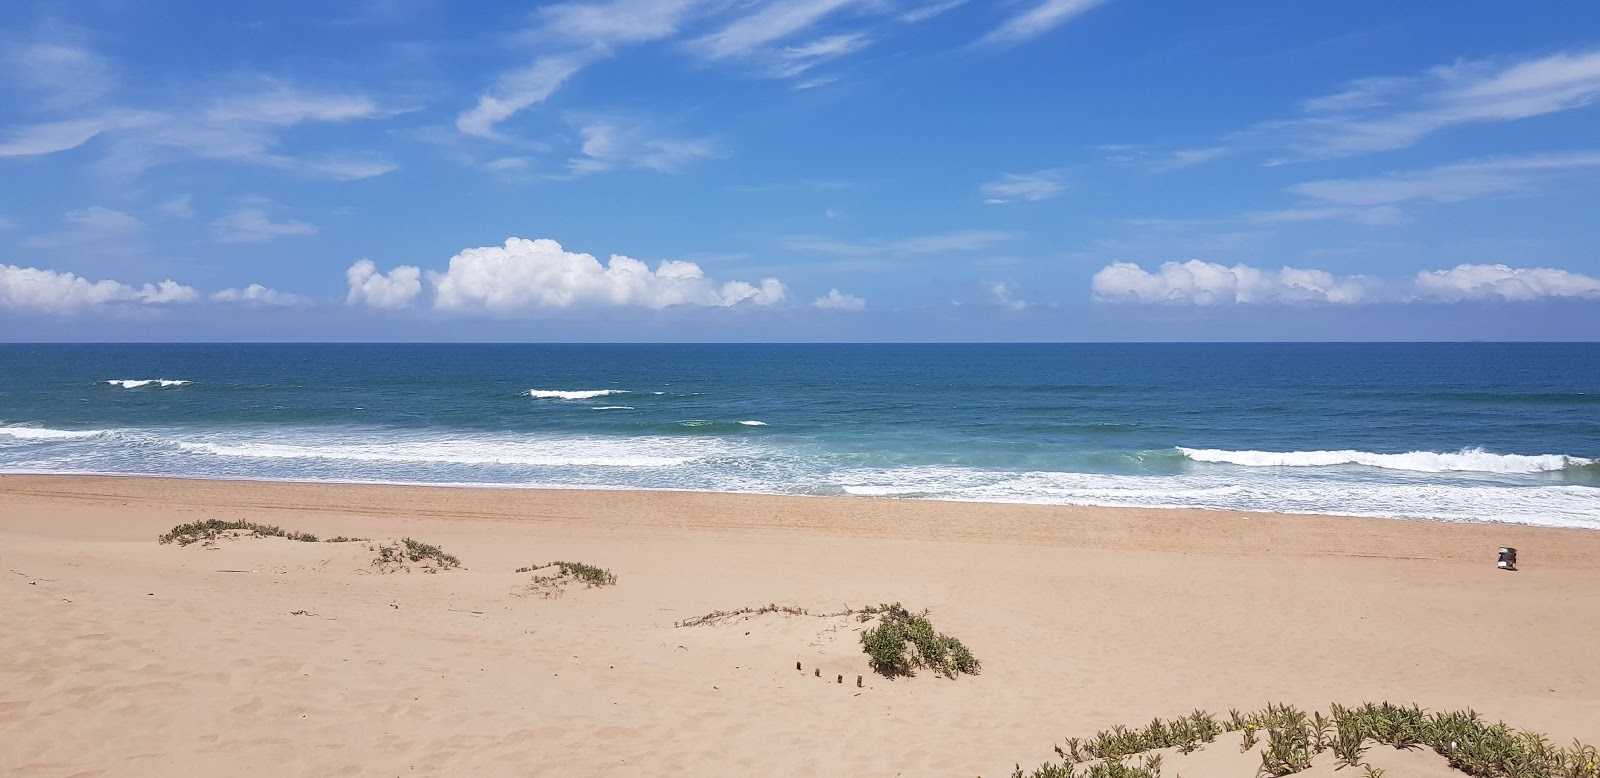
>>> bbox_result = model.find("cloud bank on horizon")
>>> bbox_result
[1,0,1599,339]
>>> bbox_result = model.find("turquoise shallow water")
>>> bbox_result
[1,343,1597,527]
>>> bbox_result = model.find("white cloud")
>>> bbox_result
[155,194,196,219]
[211,208,317,243]
[768,33,872,78]
[1092,260,1600,305]
[0,81,395,179]
[346,259,423,309]
[3,36,115,108]
[1091,260,1381,305]
[0,264,197,313]
[1413,264,1600,302]
[211,284,309,306]
[692,0,860,61]
[902,0,969,23]
[1287,151,1600,207]
[812,288,865,310]
[1182,50,1600,165]
[783,230,1015,255]
[0,117,116,156]
[981,170,1064,203]
[64,206,141,233]
[986,280,1028,310]
[22,206,142,249]
[978,0,1106,46]
[456,53,596,138]
[536,0,709,45]
[429,237,787,313]
[568,120,722,175]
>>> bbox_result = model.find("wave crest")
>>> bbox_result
[528,389,628,400]
[1177,446,1590,474]
[107,379,190,388]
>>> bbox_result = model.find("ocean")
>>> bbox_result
[2,343,1596,528]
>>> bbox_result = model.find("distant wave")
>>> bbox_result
[107,379,190,388]
[1178,446,1592,474]
[591,406,634,410]
[528,389,628,400]
[738,420,767,426]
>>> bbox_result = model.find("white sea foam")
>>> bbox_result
[528,389,627,400]
[175,439,697,468]
[738,420,767,426]
[107,379,190,388]
[591,406,634,410]
[0,426,104,440]
[1177,446,1589,474]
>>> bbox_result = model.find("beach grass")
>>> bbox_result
[515,561,616,587]
[1016,702,1600,778]
[158,519,319,545]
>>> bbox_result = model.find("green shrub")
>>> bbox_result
[1025,701,1599,778]
[159,519,317,545]
[858,602,979,680]
[400,537,460,569]
[517,561,615,586]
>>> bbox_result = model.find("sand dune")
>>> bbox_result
[2,475,1598,777]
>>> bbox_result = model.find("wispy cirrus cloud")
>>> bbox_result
[566,118,723,175]
[1092,260,1600,305]
[981,169,1064,203]
[211,207,317,243]
[977,0,1106,47]
[1156,49,1600,168]
[1244,150,1600,225]
[782,230,1015,256]
[0,79,398,180]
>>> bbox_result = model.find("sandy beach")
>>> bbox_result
[3,474,1598,777]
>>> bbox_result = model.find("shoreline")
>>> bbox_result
[5,473,1599,564]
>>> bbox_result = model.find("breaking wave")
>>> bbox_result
[528,389,629,400]
[107,379,190,388]
[1177,447,1591,474]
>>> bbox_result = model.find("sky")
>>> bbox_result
[2,0,1599,341]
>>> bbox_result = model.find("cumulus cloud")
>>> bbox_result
[981,170,1064,203]
[812,288,866,310]
[211,284,309,306]
[1413,264,1600,302]
[0,264,197,313]
[346,259,423,309]
[211,208,317,243]
[428,238,786,314]
[1091,260,1381,305]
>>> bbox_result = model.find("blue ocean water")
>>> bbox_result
[1,343,1597,527]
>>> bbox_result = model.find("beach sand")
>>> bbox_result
[3,474,1597,777]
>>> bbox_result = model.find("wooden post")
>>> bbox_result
[796,661,802,671]
[856,675,863,687]
[836,674,843,684]
[814,668,820,677]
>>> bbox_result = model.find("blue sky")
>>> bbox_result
[2,0,1599,341]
